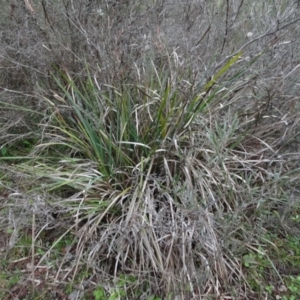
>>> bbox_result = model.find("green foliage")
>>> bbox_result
[93,287,106,300]
[0,146,8,156]
[44,54,241,184]
[0,139,36,159]
[291,213,300,223]
[203,52,242,92]
[282,276,300,300]
[281,235,300,270]
[242,233,300,298]
[265,284,275,295]
[242,246,273,292]
[92,275,141,300]
[242,247,269,270]
[0,271,20,288]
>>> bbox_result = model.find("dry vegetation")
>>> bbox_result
[1,0,300,299]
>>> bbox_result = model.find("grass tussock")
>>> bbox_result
[1,0,300,299]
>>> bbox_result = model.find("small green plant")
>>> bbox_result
[92,275,141,300]
[282,276,300,300]
[291,214,300,223]
[93,286,106,300]
[0,272,20,288]
[282,296,297,300]
[265,285,274,295]
[107,275,137,300]
[281,235,300,268]
[242,246,274,293]
[242,247,269,271]
[0,146,8,157]
[0,270,21,299]
[0,139,36,159]
[53,233,73,250]
[243,252,257,268]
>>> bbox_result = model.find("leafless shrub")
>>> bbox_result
[0,1,299,88]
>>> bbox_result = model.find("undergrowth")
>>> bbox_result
[0,0,300,299]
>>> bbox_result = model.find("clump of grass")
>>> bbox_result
[4,49,296,298]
